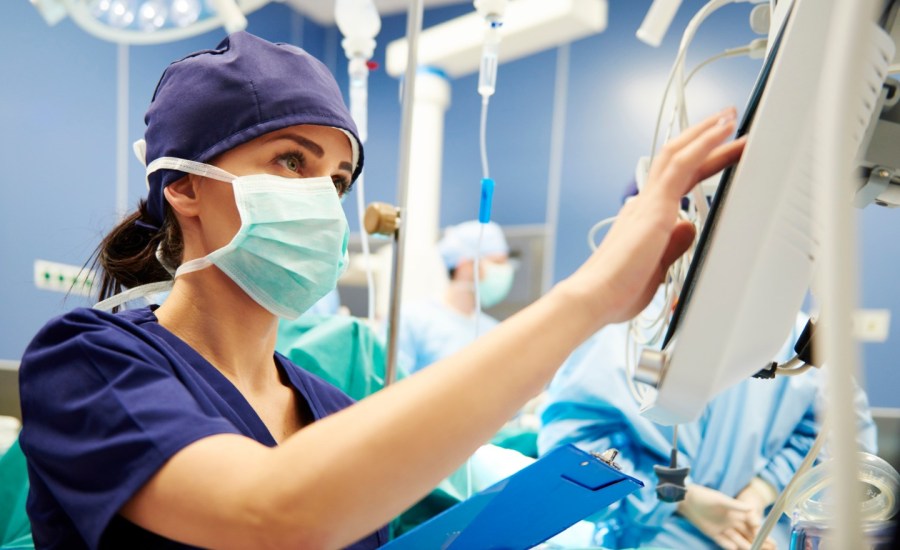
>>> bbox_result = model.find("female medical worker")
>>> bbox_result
[17,31,745,549]
[538,295,878,550]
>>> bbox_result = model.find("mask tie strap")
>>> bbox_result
[94,281,174,312]
[146,157,238,183]
[175,257,214,278]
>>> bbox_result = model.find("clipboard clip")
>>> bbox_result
[591,448,622,470]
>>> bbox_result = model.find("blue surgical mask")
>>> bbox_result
[479,261,514,308]
[96,157,349,319]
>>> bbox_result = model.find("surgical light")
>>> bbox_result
[108,0,136,27]
[168,0,200,27]
[89,0,111,18]
[137,0,167,31]
[32,0,265,44]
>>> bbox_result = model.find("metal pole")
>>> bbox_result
[542,43,570,293]
[116,43,129,219]
[816,0,878,546]
[384,0,425,386]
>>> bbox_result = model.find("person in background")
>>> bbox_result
[539,295,878,550]
[397,220,515,374]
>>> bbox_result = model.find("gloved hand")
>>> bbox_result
[676,484,760,550]
[737,478,779,550]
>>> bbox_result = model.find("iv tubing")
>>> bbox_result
[349,57,376,323]
[750,429,827,550]
[480,97,491,180]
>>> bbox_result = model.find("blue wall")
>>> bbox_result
[2,0,898,407]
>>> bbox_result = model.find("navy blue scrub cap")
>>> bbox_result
[141,31,363,228]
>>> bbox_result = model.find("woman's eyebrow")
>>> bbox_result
[265,133,324,157]
[266,134,353,171]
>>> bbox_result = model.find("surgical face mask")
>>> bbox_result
[478,261,514,308]
[149,157,349,319]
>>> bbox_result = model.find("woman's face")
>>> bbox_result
[195,124,354,253]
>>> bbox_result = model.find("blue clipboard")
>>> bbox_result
[384,444,643,549]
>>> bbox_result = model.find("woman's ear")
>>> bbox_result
[163,175,201,218]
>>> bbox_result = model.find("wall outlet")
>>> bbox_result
[853,309,891,343]
[34,259,96,296]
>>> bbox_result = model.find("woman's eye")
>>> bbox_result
[333,177,351,197]
[277,152,305,174]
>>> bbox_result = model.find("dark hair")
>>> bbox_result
[90,200,183,303]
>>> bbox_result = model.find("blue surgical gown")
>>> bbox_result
[538,317,877,549]
[397,299,499,374]
[18,306,388,550]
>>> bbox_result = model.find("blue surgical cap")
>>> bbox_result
[142,31,363,228]
[438,221,509,270]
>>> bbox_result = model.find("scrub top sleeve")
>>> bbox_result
[851,382,879,454]
[757,403,818,493]
[18,310,241,549]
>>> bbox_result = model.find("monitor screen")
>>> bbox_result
[635,0,892,424]
[662,14,790,349]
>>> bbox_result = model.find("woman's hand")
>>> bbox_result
[562,107,746,330]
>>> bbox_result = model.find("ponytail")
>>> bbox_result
[92,200,183,303]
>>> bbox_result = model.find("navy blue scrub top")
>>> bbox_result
[18,306,388,550]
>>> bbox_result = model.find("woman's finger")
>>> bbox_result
[647,120,739,201]
[663,107,738,155]
[665,119,738,182]
[696,136,747,182]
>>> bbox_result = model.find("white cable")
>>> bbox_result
[677,37,769,135]
[776,362,814,376]
[650,0,750,166]
[750,428,827,550]
[587,216,618,251]
[625,5,765,386]
[684,46,751,86]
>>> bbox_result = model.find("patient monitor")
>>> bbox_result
[635,0,897,425]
